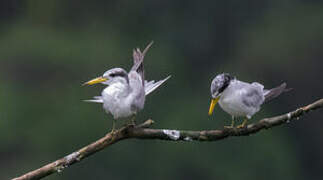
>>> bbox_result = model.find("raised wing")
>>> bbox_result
[145,75,171,96]
[131,41,154,85]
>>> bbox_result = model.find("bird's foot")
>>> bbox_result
[236,124,246,129]
[224,125,234,129]
[109,129,117,142]
[110,120,117,135]
[110,128,116,135]
[236,119,248,129]
[224,118,235,129]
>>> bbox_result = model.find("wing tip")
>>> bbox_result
[164,75,172,81]
[143,41,154,55]
[280,82,293,92]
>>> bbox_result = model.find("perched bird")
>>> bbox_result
[83,42,170,130]
[208,73,290,128]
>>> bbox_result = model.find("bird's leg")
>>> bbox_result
[224,116,235,129]
[109,119,119,142]
[110,119,117,134]
[237,118,248,128]
[231,118,235,127]
[130,114,136,126]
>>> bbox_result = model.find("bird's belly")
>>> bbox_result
[219,97,249,117]
[103,96,134,119]
[102,85,134,119]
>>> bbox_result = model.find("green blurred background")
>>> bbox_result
[1,0,323,179]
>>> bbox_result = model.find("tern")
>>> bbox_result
[208,73,290,128]
[83,42,170,130]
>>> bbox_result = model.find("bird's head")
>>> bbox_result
[83,68,128,86]
[208,73,234,115]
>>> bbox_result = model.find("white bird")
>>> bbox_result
[83,42,170,130]
[208,73,290,128]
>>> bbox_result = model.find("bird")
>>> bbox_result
[83,42,171,131]
[208,73,290,128]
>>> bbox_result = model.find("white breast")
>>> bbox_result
[103,82,127,97]
[101,82,134,119]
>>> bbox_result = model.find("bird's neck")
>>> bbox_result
[106,80,131,98]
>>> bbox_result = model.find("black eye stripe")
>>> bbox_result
[216,74,233,94]
[218,82,229,93]
[110,72,126,77]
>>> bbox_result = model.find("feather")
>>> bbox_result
[145,75,171,95]
[83,96,103,103]
[264,83,291,103]
[131,41,154,85]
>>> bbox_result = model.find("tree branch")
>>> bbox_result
[13,98,323,180]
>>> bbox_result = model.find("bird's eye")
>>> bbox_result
[109,72,125,78]
[110,73,116,77]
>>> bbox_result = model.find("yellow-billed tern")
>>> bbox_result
[208,73,290,128]
[83,42,170,130]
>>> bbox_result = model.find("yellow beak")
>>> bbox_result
[83,77,108,86]
[208,96,220,116]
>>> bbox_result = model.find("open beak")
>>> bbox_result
[208,96,220,116]
[82,77,108,86]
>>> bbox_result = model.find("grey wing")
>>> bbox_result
[83,96,103,103]
[241,84,265,108]
[131,41,154,85]
[145,75,171,96]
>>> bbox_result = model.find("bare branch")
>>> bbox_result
[12,98,323,180]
